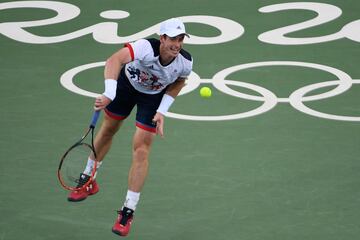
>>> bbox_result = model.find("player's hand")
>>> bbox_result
[152,112,165,138]
[94,95,112,111]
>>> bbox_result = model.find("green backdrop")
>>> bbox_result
[1,0,359,239]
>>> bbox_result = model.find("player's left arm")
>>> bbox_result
[165,77,186,97]
[153,77,186,137]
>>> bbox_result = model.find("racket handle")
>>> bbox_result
[90,111,101,128]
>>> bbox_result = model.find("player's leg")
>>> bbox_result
[128,127,155,192]
[67,113,124,202]
[90,70,137,172]
[83,112,124,176]
[91,112,123,162]
[68,72,136,202]
[112,90,162,236]
[112,127,155,236]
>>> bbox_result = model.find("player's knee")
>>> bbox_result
[133,146,150,163]
[96,126,117,143]
[100,121,121,138]
[97,128,112,140]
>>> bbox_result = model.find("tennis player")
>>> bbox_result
[67,18,193,237]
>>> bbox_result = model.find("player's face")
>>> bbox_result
[160,34,185,58]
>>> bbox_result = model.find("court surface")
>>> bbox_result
[1,0,360,239]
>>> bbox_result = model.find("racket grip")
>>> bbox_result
[90,111,101,128]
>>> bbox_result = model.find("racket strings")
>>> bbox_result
[60,143,93,189]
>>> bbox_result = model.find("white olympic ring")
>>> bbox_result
[290,80,360,121]
[60,61,360,122]
[60,61,105,98]
[167,78,278,121]
[211,61,352,102]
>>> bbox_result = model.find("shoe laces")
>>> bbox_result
[118,207,134,226]
[76,173,90,188]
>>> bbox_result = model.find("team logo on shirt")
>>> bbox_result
[127,66,164,90]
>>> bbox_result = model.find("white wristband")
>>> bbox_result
[103,79,117,101]
[157,94,175,115]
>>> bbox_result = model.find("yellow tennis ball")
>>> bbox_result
[200,87,212,98]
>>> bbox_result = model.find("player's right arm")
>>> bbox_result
[94,47,133,111]
[104,46,132,80]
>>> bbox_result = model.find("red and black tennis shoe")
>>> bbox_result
[67,173,99,202]
[112,207,134,237]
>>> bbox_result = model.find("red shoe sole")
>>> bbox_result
[67,187,99,202]
[112,228,128,236]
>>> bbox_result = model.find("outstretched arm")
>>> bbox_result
[94,47,133,111]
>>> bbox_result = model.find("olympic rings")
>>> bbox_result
[60,61,105,98]
[60,61,360,122]
[167,79,278,121]
[212,61,353,102]
[290,80,360,121]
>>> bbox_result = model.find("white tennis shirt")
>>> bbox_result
[124,38,193,94]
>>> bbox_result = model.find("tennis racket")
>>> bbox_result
[57,111,100,191]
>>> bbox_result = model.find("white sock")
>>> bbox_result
[83,158,102,178]
[123,190,140,210]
